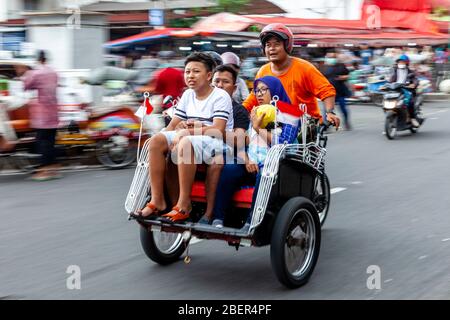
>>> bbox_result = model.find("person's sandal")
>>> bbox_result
[131,202,161,220]
[161,206,191,223]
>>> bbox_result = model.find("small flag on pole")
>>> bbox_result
[145,96,154,115]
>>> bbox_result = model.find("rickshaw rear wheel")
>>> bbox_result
[270,197,321,288]
[140,226,187,265]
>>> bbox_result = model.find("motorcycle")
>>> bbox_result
[381,83,425,140]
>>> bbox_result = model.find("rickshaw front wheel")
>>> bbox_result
[270,197,321,289]
[140,226,187,265]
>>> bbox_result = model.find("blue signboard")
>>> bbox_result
[149,9,164,26]
[1,31,26,52]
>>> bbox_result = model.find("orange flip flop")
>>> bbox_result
[132,202,162,220]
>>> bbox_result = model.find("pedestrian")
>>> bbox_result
[323,52,352,130]
[152,51,185,109]
[359,43,373,68]
[21,50,61,181]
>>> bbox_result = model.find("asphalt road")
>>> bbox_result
[1,101,450,300]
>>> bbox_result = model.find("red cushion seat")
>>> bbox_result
[190,180,254,209]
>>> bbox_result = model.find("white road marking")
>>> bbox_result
[429,117,438,120]
[441,238,450,242]
[330,187,347,194]
[351,181,363,185]
[384,279,393,283]
[424,109,449,117]
[418,255,428,260]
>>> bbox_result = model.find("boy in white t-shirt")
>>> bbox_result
[135,52,233,222]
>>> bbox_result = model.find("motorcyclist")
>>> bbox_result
[390,54,419,127]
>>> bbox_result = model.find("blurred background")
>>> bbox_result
[0,0,447,170]
[0,0,449,171]
[1,0,450,300]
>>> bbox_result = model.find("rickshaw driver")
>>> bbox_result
[243,23,340,128]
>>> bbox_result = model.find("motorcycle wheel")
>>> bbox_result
[385,112,397,140]
[95,135,137,169]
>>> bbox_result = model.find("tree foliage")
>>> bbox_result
[211,0,250,14]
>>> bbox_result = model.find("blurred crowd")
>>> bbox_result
[119,43,449,101]
[309,44,449,91]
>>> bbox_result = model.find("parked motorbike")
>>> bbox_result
[346,73,387,106]
[381,83,425,140]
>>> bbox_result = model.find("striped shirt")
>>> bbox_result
[174,87,234,131]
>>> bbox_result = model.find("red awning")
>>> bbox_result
[296,32,447,40]
[364,0,432,12]
[361,0,445,33]
[105,28,201,48]
[192,12,449,47]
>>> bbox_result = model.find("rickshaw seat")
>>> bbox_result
[191,180,254,209]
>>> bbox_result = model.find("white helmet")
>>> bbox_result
[221,52,241,67]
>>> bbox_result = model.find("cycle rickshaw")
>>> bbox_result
[125,101,331,288]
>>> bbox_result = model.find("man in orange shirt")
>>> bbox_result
[243,23,340,128]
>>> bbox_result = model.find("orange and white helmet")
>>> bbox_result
[260,23,294,54]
